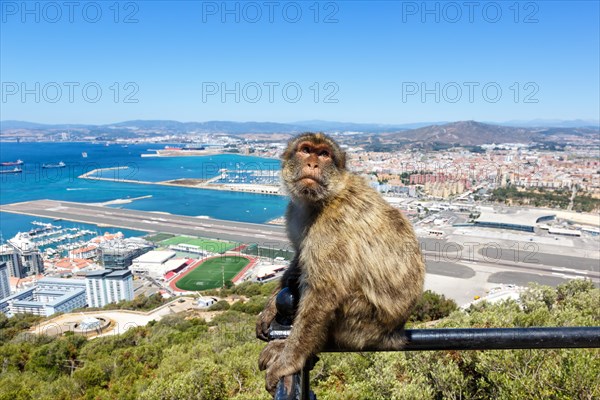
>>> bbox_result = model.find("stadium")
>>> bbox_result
[169,254,257,292]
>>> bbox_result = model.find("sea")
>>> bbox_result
[0,142,287,240]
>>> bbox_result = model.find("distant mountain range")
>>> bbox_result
[2,118,598,132]
[1,119,598,146]
[0,119,420,133]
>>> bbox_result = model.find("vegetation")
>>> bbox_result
[175,256,249,291]
[0,280,598,399]
[491,186,600,212]
[229,296,270,315]
[207,300,230,311]
[573,192,600,212]
[0,313,42,342]
[204,280,278,299]
[75,293,167,313]
[409,290,458,323]
[463,145,486,153]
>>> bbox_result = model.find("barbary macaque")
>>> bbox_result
[257,132,425,393]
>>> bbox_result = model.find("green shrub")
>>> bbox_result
[409,290,458,322]
[208,300,230,311]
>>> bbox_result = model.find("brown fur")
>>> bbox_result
[256,133,425,393]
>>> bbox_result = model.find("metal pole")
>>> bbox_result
[300,362,311,400]
[324,327,600,352]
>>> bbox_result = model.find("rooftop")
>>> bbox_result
[86,270,111,278]
[106,269,133,278]
[12,287,86,308]
[133,250,176,264]
[38,277,86,287]
[85,269,132,279]
[475,208,555,227]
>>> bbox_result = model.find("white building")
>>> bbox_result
[0,263,10,299]
[0,245,21,278]
[0,234,44,278]
[68,244,98,260]
[474,208,555,233]
[86,269,134,308]
[0,232,44,278]
[0,277,87,317]
[548,227,582,237]
[253,263,287,282]
[130,250,188,280]
[196,296,218,308]
[168,243,208,256]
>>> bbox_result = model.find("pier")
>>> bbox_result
[78,167,283,196]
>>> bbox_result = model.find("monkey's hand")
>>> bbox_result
[258,339,286,371]
[259,340,305,395]
[255,298,277,342]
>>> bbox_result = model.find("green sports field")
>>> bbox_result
[160,236,237,253]
[175,256,250,290]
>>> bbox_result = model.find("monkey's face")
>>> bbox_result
[282,134,346,204]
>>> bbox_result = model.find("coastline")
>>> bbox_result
[79,167,284,196]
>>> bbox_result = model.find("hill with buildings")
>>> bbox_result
[380,120,600,146]
[1,119,598,144]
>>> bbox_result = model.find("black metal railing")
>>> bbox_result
[273,326,600,400]
[326,326,600,352]
[268,289,600,400]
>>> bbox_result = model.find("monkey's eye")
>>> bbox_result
[300,146,311,154]
[319,150,330,158]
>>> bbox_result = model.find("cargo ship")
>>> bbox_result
[0,159,24,166]
[42,161,66,169]
[0,167,22,174]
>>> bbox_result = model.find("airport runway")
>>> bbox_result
[1,199,598,290]
[0,199,446,252]
[0,199,291,247]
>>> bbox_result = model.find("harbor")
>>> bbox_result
[79,167,283,196]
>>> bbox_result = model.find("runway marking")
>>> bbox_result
[552,272,585,280]
[552,267,589,275]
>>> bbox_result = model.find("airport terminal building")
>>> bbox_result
[473,209,555,232]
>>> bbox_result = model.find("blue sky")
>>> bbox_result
[1,0,598,124]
